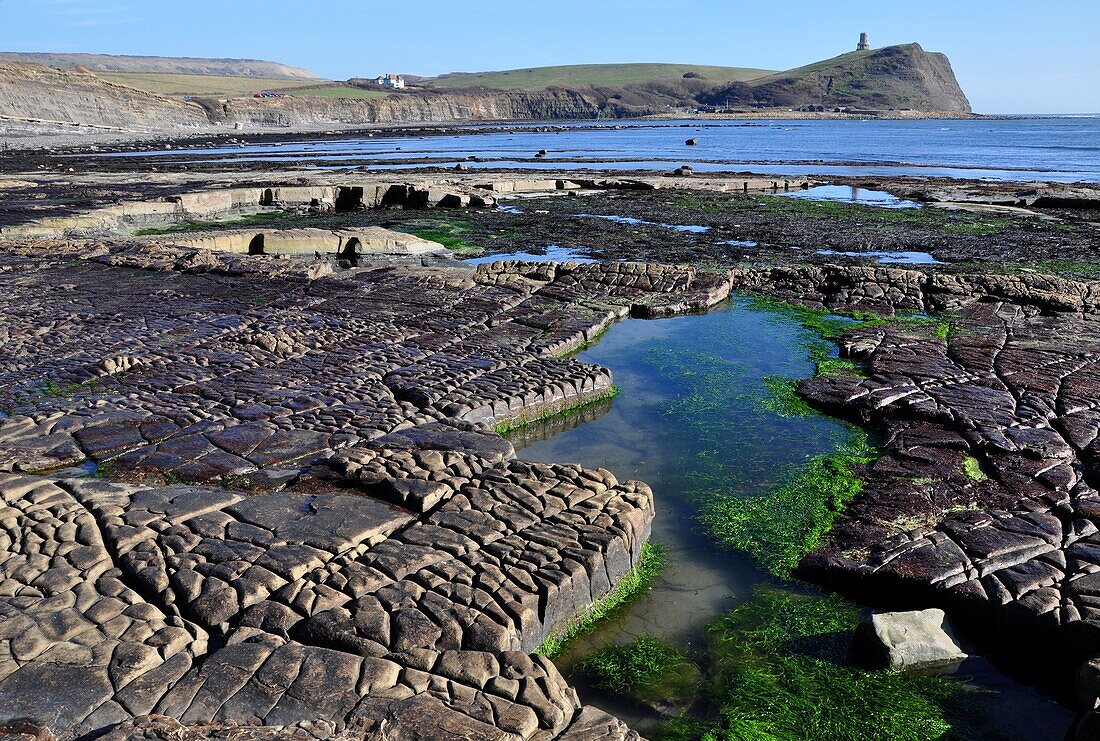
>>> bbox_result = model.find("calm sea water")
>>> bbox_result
[117,117,1100,182]
[510,299,1073,737]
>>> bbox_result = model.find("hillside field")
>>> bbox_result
[423,63,775,90]
[97,72,329,98]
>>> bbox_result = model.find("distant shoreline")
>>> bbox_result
[0,112,1089,155]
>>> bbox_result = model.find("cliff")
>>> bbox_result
[0,62,209,129]
[699,44,971,112]
[0,45,972,134]
[215,88,636,126]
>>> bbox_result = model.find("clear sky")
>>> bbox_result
[0,0,1097,113]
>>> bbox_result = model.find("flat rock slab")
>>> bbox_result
[224,492,412,554]
[855,609,968,672]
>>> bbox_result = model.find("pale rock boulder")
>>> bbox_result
[854,608,967,672]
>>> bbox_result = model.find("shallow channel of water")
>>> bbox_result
[462,245,596,264]
[778,184,922,209]
[509,296,1073,737]
[816,248,944,265]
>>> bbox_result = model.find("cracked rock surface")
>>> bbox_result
[739,266,1100,735]
[0,243,720,739]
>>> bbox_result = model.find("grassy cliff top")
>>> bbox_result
[421,63,775,90]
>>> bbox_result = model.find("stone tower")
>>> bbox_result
[857,32,870,51]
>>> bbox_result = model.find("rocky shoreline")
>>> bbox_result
[1,165,1100,739]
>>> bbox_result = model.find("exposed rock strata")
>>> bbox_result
[215,89,627,127]
[0,62,208,130]
[732,264,1100,738]
[0,244,721,739]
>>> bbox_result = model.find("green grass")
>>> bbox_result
[582,636,701,707]
[536,543,666,659]
[291,85,390,100]
[652,588,987,741]
[703,431,876,578]
[423,63,774,91]
[132,211,290,236]
[99,72,326,98]
[495,386,620,436]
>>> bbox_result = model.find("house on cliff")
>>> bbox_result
[374,74,406,89]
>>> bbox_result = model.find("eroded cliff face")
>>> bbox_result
[0,62,209,129]
[216,88,640,126]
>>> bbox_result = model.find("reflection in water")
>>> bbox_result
[576,213,712,233]
[513,297,849,655]
[817,249,944,265]
[510,296,1073,737]
[463,245,596,265]
[508,397,614,448]
[778,184,922,209]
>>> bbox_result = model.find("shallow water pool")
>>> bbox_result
[462,245,596,265]
[510,296,1072,737]
[779,184,922,209]
[817,248,943,265]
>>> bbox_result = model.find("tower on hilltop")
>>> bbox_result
[857,32,870,51]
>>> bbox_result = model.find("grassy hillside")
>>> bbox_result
[749,50,872,84]
[0,52,318,79]
[698,44,972,112]
[423,63,774,91]
[97,72,329,98]
[290,86,390,100]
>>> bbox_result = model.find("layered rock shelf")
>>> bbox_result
[730,265,1100,736]
[5,217,1100,736]
[0,241,734,739]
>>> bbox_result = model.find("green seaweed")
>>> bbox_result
[536,543,666,659]
[581,636,701,707]
[651,588,991,741]
[941,218,1010,236]
[90,461,116,479]
[703,431,876,578]
[395,218,483,256]
[962,456,989,482]
[748,295,940,340]
[815,357,866,378]
[495,386,620,436]
[761,375,815,417]
[554,324,612,359]
[35,379,100,400]
[132,211,290,236]
[406,229,482,255]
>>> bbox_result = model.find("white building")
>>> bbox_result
[374,74,406,89]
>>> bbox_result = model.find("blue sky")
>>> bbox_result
[1,0,1097,113]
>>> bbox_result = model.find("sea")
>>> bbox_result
[117,116,1100,182]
